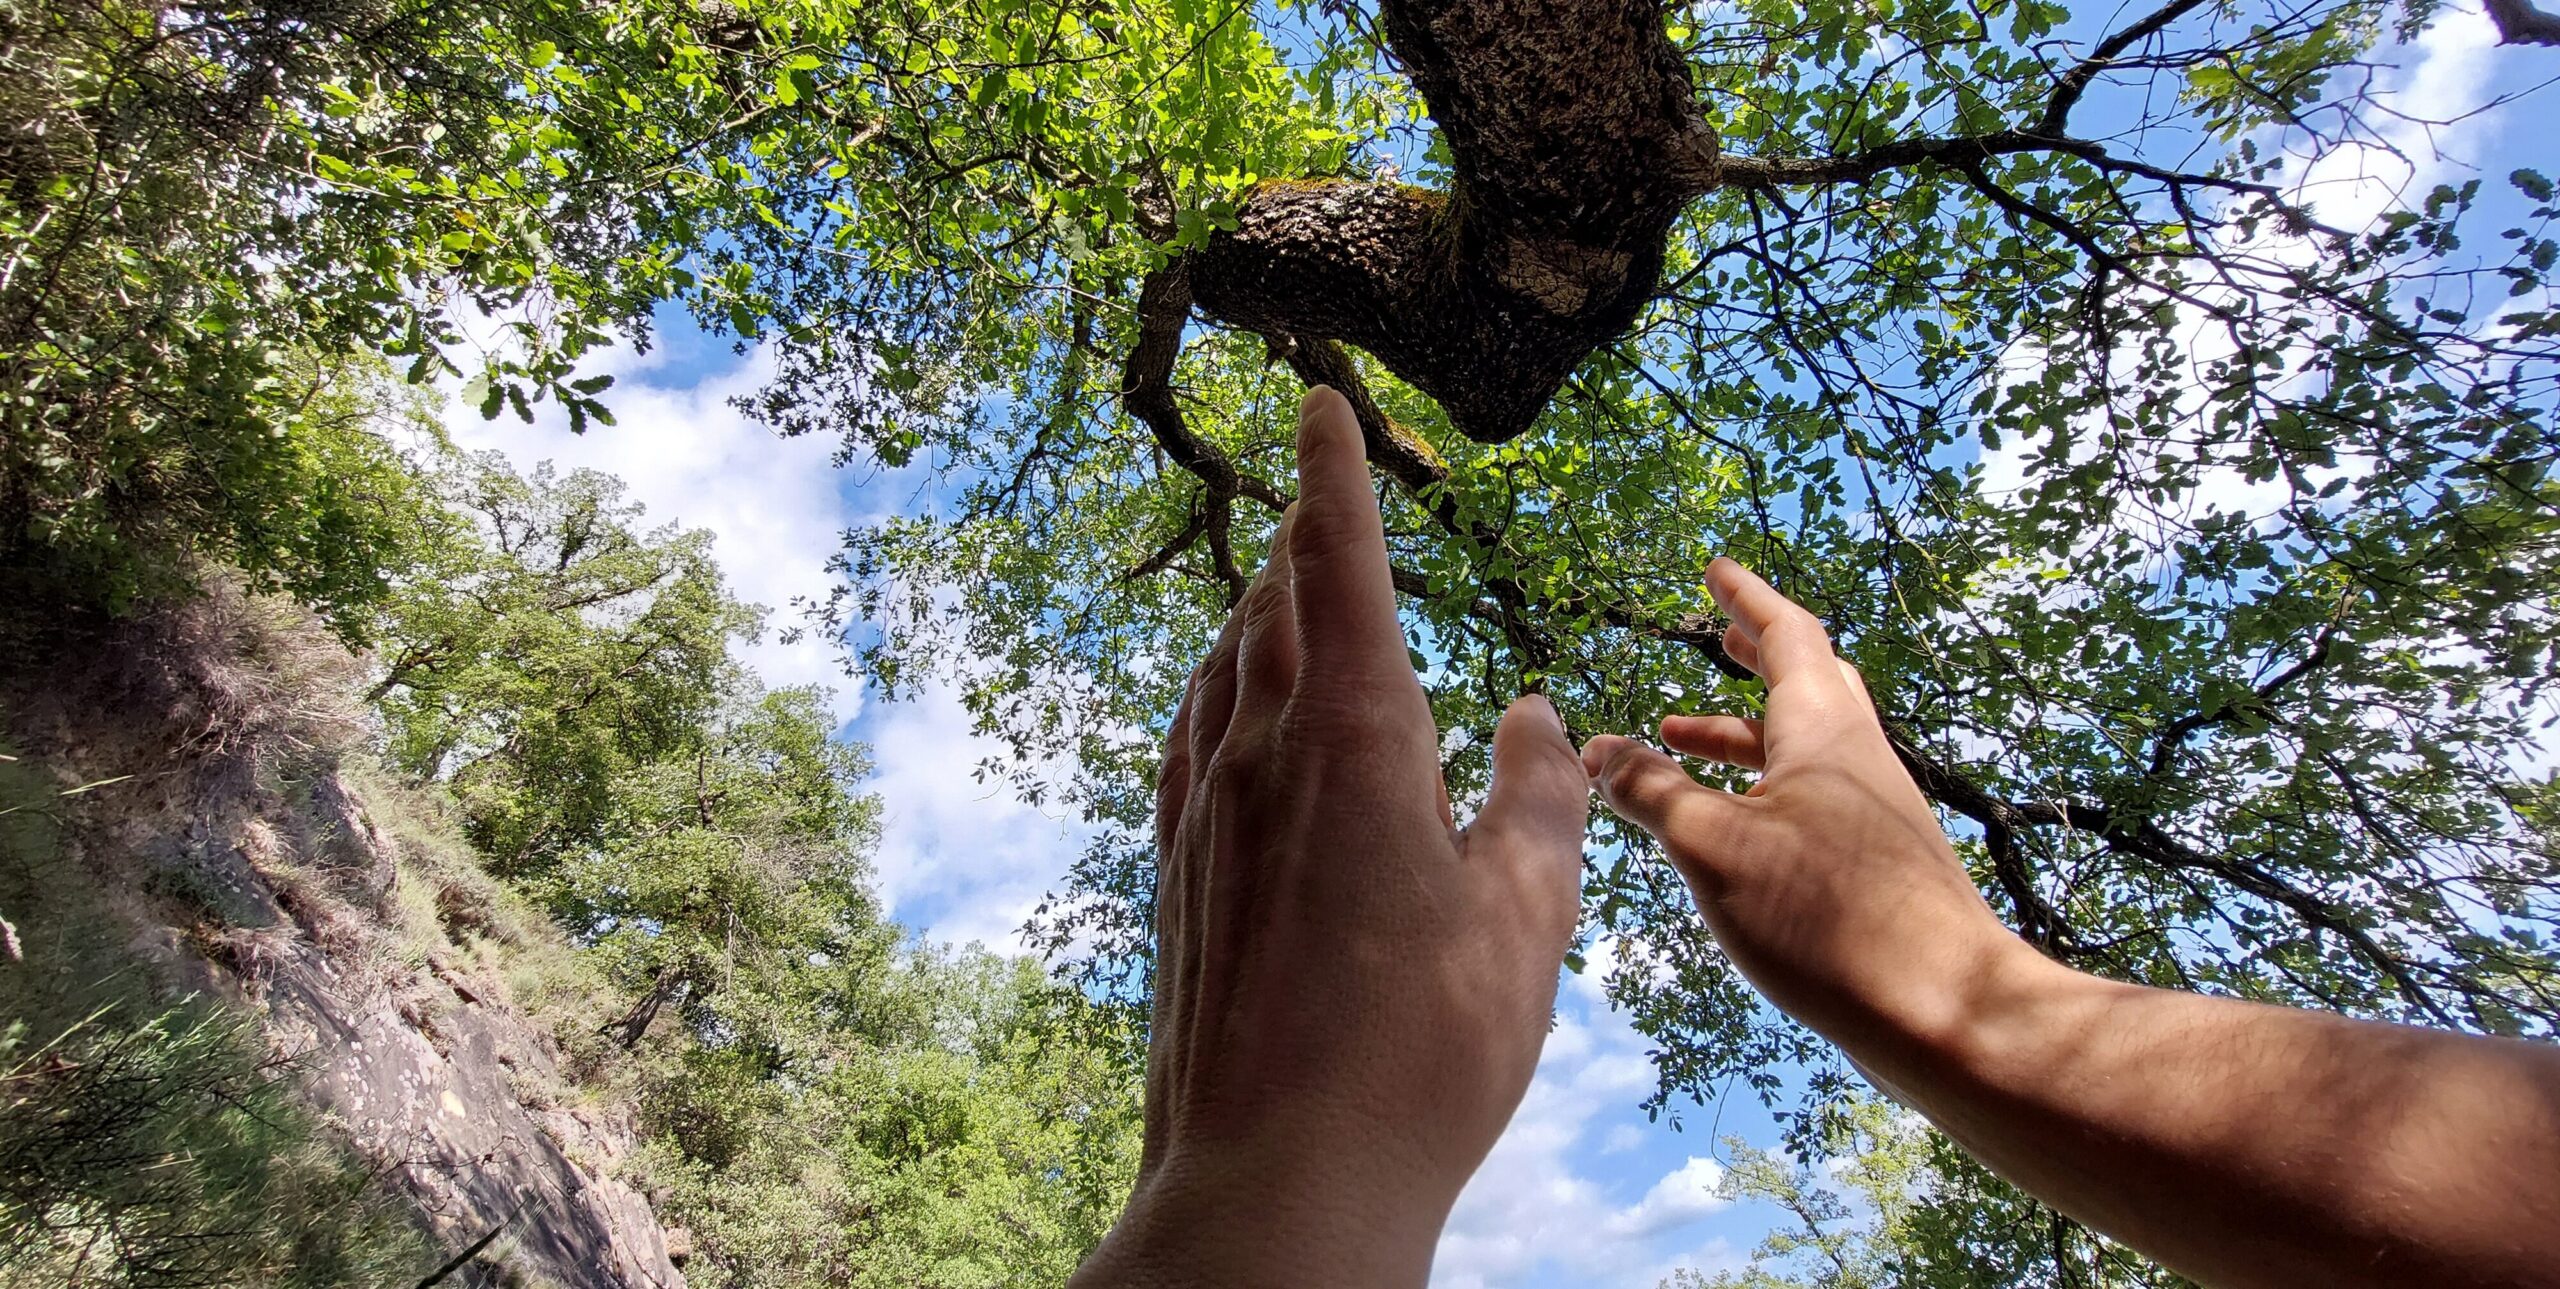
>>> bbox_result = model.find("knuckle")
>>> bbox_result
[1287,498,1360,557]
[1203,742,1268,792]
[1600,749,1661,805]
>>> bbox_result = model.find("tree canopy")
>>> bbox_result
[5,0,2556,1280]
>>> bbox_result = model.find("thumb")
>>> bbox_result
[1469,694,1590,869]
[1581,734,1746,879]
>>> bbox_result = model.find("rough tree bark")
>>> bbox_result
[1188,0,1718,442]
[2487,0,2560,44]
[1172,0,2323,444]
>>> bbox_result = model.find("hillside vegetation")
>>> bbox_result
[0,389,1140,1286]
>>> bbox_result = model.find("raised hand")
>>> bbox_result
[1579,557,2033,1059]
[1071,387,1590,1288]
[1586,562,2560,1289]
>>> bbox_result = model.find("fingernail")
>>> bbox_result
[1529,692,1564,731]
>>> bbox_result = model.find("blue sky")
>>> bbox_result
[432,8,2543,1284]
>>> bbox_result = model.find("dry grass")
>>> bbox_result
[0,574,644,1287]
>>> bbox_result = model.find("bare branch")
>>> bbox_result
[1117,264,1253,603]
[2038,0,2217,134]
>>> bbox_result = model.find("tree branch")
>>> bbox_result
[1255,350,2463,1023]
[2144,629,2336,779]
[2038,0,2215,134]
[1118,264,1254,603]
[2487,0,2560,46]
[1184,0,1714,442]
[1721,128,2315,229]
[1118,508,1210,584]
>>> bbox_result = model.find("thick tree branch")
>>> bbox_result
[1180,0,2325,444]
[1119,508,1209,584]
[1118,264,1272,603]
[2487,0,2560,45]
[1186,0,1713,442]
[2037,0,2215,134]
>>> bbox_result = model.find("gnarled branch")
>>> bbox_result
[1186,0,1715,442]
[1119,263,1269,603]
[2487,0,2560,45]
[1175,0,2347,443]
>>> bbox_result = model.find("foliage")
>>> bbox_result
[640,952,1143,1289]
[792,0,2560,1132]
[1662,1098,2188,1289]
[364,446,1143,1282]
[5,0,2555,1280]
[0,1007,433,1289]
[369,445,756,877]
[0,0,546,620]
[1669,1101,1926,1289]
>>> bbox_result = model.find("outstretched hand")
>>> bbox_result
[1070,387,1589,1288]
[1581,559,2034,1060]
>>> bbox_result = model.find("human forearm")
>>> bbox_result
[1864,947,2560,1289]
[1586,559,2560,1289]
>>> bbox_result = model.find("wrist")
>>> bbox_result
[1072,1148,1455,1288]
[1860,934,2107,1104]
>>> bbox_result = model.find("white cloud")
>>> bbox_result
[427,319,1093,950]
[434,334,862,726]
[1963,8,2519,676]
[2287,11,2504,235]
[857,678,1098,951]
[1433,950,1742,1289]
[1609,1156,1731,1240]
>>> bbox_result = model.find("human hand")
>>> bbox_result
[1072,387,1589,1288]
[1580,559,2041,1064]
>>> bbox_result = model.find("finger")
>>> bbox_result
[1233,506,1300,720]
[1661,713,1767,770]
[1187,584,1257,768]
[1703,557,1842,691]
[1288,386,1404,674]
[1156,666,1199,857]
[1720,624,1762,677]
[1142,874,1197,1178]
[1837,658,1875,712]
[1469,695,1590,866]
[1146,669,1196,1177]
[1581,734,1746,876]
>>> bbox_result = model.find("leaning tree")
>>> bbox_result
[9,0,2556,1276]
